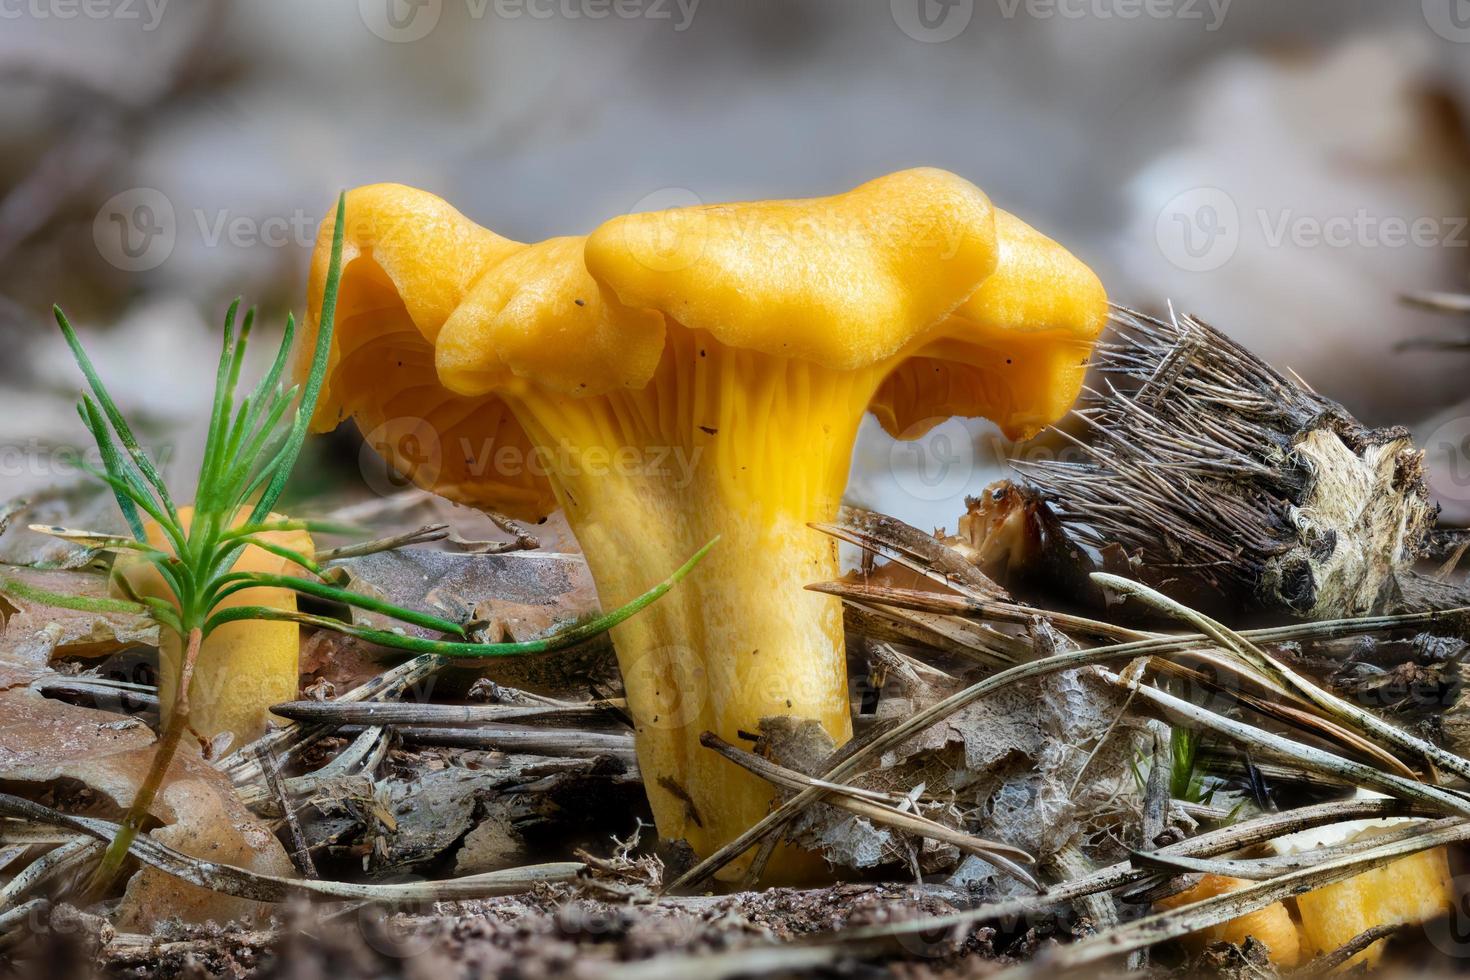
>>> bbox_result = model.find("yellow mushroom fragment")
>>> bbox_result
[1155,873,1302,967]
[298,170,1106,874]
[1276,808,1456,970]
[1294,838,1454,969]
[1160,805,1457,971]
[115,506,312,747]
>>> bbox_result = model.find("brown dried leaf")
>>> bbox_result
[0,686,293,927]
[0,567,157,666]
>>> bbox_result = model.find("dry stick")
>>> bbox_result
[0,825,80,846]
[235,726,388,812]
[252,745,317,879]
[1052,844,1123,947]
[0,839,101,909]
[0,792,579,903]
[312,523,448,563]
[670,605,1469,891]
[0,846,28,873]
[1106,669,1470,816]
[740,826,782,889]
[672,643,1140,891]
[811,580,1144,643]
[0,899,48,952]
[221,651,450,785]
[1140,726,1170,849]
[269,699,618,727]
[102,928,283,965]
[1292,923,1406,977]
[334,724,636,759]
[1132,816,1463,881]
[1095,572,1470,783]
[813,507,1009,600]
[812,581,1467,649]
[699,734,1038,889]
[29,676,159,713]
[1148,655,1416,778]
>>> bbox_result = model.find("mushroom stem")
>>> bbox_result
[507,329,886,876]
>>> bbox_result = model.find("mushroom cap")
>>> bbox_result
[435,235,665,399]
[869,209,1108,441]
[298,184,558,518]
[303,172,1106,517]
[580,167,999,371]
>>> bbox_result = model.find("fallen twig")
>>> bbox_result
[700,733,1038,888]
[253,744,318,879]
[269,698,624,728]
[0,792,580,903]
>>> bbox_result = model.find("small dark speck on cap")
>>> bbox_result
[574,298,586,307]
[698,425,718,435]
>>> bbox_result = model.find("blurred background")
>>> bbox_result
[3,0,1470,544]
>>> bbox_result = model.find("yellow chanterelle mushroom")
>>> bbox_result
[297,169,1106,876]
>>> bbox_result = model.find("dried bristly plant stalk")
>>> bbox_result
[1014,304,1443,618]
